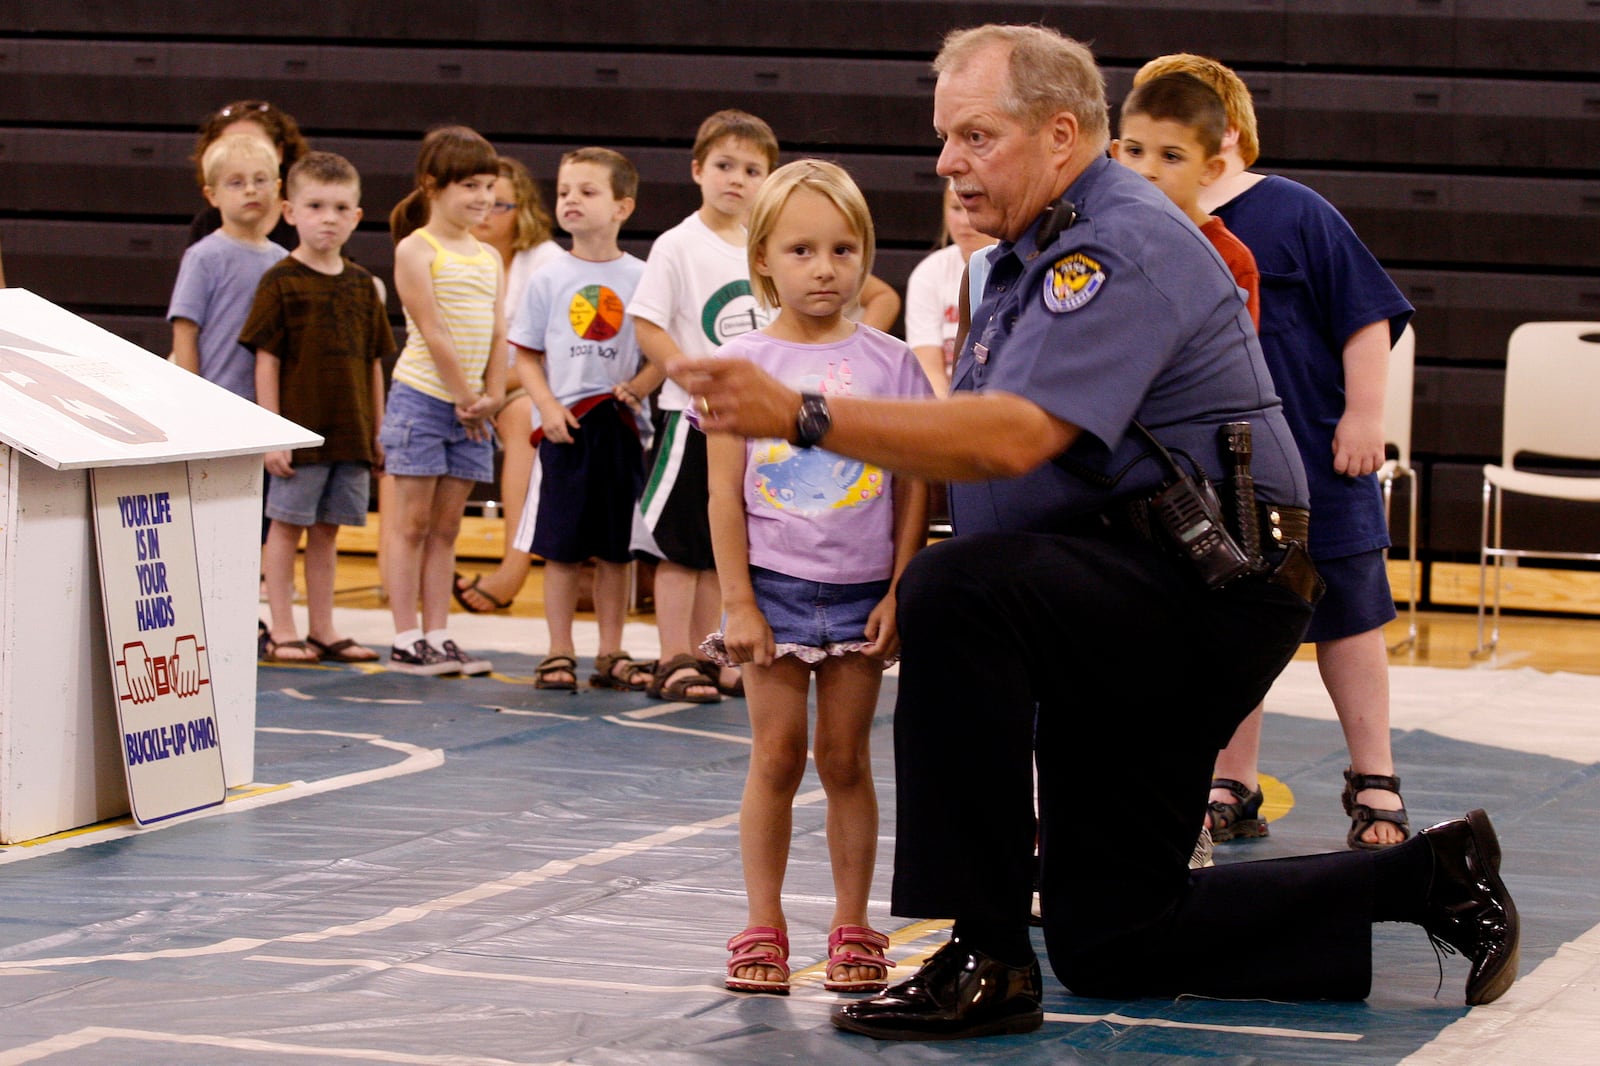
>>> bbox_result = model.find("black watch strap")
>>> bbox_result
[794,391,832,448]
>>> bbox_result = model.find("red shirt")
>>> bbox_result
[1200,216,1261,330]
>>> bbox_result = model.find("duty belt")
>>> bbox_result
[1068,497,1322,604]
[1258,502,1311,549]
[1102,497,1310,553]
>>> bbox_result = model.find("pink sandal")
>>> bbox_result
[725,926,790,994]
[824,924,892,993]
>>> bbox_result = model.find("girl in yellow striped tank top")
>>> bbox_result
[379,126,506,676]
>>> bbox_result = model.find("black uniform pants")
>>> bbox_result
[889,530,1375,1000]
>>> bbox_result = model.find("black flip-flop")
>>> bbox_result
[306,636,379,663]
[262,638,320,664]
[452,571,512,613]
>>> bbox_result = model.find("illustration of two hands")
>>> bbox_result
[120,635,203,703]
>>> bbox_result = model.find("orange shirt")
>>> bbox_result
[1200,215,1261,331]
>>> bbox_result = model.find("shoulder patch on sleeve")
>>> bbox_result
[1043,253,1106,313]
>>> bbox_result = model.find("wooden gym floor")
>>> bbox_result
[334,516,1600,676]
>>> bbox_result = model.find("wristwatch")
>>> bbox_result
[794,391,831,448]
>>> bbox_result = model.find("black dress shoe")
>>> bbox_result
[832,938,1043,1041]
[1420,809,1520,1005]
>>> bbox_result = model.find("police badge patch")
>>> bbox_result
[1043,253,1106,313]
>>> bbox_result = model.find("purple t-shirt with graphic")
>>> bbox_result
[720,325,934,585]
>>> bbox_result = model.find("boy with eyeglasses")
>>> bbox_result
[167,133,289,400]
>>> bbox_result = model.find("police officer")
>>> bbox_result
[675,23,1517,1042]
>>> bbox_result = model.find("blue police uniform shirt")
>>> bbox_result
[949,156,1309,537]
[1215,175,1413,560]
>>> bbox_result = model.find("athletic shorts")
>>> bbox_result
[630,408,715,571]
[514,399,643,564]
[1303,548,1397,642]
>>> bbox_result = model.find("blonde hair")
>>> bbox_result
[746,159,875,310]
[496,157,554,251]
[1133,54,1260,167]
[934,24,1109,150]
[201,133,281,189]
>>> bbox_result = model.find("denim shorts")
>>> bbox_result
[749,565,891,649]
[379,381,496,483]
[265,461,371,527]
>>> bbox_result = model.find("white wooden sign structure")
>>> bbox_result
[91,465,226,824]
[0,288,319,843]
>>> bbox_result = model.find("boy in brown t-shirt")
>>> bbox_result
[242,151,395,663]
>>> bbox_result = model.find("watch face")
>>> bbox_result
[797,393,830,447]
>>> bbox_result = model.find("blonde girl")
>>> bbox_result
[703,160,931,994]
[380,126,506,675]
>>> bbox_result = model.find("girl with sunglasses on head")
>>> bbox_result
[186,99,311,251]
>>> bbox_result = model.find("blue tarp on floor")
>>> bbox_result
[0,654,1593,1064]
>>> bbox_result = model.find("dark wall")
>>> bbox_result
[3,1,1597,587]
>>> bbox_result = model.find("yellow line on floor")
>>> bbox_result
[0,783,293,849]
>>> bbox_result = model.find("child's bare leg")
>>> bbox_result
[593,559,629,653]
[1317,627,1404,845]
[459,395,535,609]
[375,474,395,602]
[654,560,696,655]
[387,474,438,635]
[302,522,342,643]
[541,559,581,687]
[735,655,812,983]
[1207,704,1264,828]
[692,566,739,691]
[419,476,474,634]
[653,560,718,699]
[262,519,312,659]
[814,652,885,983]
[591,559,650,686]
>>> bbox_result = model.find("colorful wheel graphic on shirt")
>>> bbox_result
[568,285,625,341]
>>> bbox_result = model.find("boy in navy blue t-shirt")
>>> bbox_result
[1135,54,1414,853]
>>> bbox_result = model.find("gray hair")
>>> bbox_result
[934,25,1110,150]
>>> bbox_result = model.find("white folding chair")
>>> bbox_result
[1378,325,1418,652]
[1475,322,1600,657]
